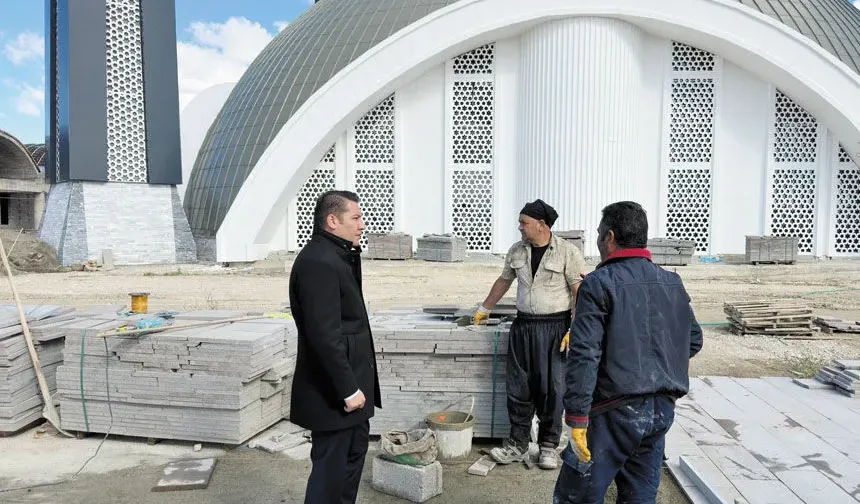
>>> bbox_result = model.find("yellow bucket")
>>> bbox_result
[129,292,150,313]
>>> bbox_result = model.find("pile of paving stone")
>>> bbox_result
[415,234,467,262]
[0,304,132,433]
[366,233,413,260]
[57,310,298,444]
[368,309,510,438]
[814,359,859,398]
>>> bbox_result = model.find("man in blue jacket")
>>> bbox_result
[554,201,703,504]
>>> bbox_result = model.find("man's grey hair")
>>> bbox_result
[313,190,360,235]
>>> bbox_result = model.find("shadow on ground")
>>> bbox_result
[4,442,690,504]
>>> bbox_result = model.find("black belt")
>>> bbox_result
[515,310,571,321]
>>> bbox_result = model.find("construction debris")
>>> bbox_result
[368,309,510,438]
[648,238,696,266]
[367,233,413,260]
[813,316,860,334]
[812,359,859,398]
[56,311,299,444]
[467,455,497,476]
[723,300,814,337]
[415,234,466,262]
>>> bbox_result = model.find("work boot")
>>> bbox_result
[538,446,558,470]
[489,439,528,464]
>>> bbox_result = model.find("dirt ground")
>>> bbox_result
[1,254,859,503]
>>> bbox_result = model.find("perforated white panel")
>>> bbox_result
[773,91,818,164]
[835,144,860,254]
[672,41,715,72]
[771,169,816,253]
[453,81,494,164]
[105,0,148,183]
[670,78,715,163]
[453,43,495,75]
[294,147,337,248]
[452,169,493,251]
[838,145,852,164]
[666,169,711,252]
[355,169,395,248]
[354,95,394,163]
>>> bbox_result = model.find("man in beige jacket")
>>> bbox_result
[474,199,586,470]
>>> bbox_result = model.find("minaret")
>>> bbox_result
[40,0,196,266]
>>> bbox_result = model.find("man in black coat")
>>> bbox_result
[289,190,381,504]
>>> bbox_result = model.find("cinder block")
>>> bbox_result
[371,456,443,503]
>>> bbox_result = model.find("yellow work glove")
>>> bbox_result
[570,427,591,462]
[559,331,570,353]
[473,305,490,325]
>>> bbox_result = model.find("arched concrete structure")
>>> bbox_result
[0,130,41,180]
[216,0,860,262]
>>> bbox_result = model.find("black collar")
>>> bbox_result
[318,231,362,256]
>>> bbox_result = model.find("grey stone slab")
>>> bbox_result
[151,458,217,492]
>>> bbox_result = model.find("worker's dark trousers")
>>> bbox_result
[305,420,369,504]
[553,395,676,504]
[506,310,571,450]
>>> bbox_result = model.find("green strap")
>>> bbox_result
[79,329,89,431]
[490,330,499,438]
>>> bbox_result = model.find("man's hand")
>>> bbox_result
[473,305,491,325]
[559,331,570,353]
[570,427,591,462]
[344,390,366,412]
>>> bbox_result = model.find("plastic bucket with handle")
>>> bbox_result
[424,394,475,460]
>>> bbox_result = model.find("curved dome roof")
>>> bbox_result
[25,144,46,168]
[0,129,41,179]
[185,0,860,237]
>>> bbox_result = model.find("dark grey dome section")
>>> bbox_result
[0,129,41,180]
[185,0,860,238]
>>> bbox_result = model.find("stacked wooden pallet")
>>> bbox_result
[813,359,859,398]
[57,311,298,444]
[368,309,510,439]
[813,316,860,335]
[723,300,814,337]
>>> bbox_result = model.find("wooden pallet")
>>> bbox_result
[723,300,814,337]
[813,317,860,335]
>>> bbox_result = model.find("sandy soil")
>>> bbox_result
[4,254,860,377]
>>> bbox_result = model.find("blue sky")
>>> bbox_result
[0,0,315,144]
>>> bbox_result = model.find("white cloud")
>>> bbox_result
[855,0,860,8]
[274,21,290,32]
[3,31,44,66]
[13,83,44,117]
[176,17,275,109]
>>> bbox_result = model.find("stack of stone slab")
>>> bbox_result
[366,233,413,260]
[647,238,696,266]
[416,234,467,262]
[554,230,584,254]
[368,309,510,438]
[745,235,799,265]
[56,311,298,444]
[0,304,111,433]
[814,359,859,398]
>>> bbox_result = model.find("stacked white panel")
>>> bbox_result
[447,44,495,251]
[767,90,820,254]
[664,42,718,253]
[105,0,148,183]
[353,95,396,248]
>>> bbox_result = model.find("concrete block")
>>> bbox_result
[372,456,443,503]
[467,455,496,476]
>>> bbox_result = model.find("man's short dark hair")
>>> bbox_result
[599,201,648,249]
[313,190,359,235]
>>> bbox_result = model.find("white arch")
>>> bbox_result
[216,0,860,262]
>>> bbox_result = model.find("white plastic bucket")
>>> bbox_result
[425,395,475,460]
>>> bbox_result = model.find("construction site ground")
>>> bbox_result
[2,254,859,503]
